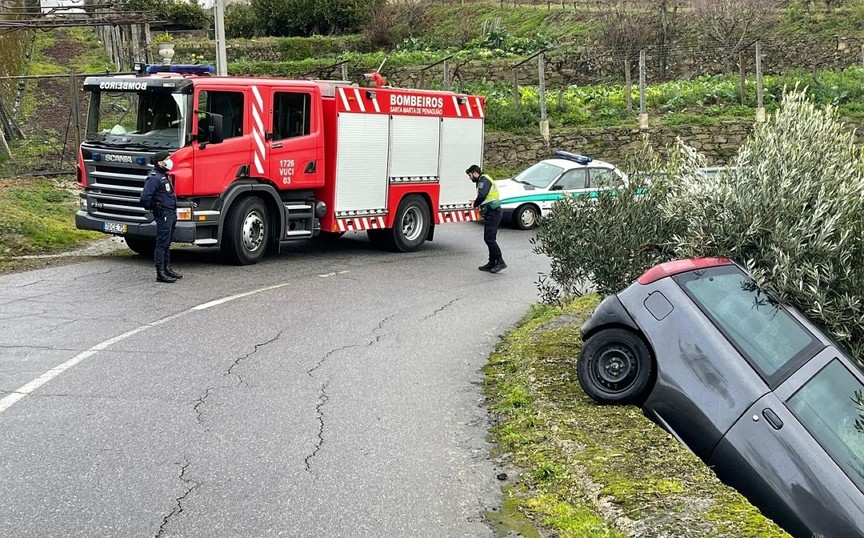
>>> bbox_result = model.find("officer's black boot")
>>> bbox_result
[478,260,495,271]
[490,257,508,273]
[164,260,183,279]
[156,264,177,283]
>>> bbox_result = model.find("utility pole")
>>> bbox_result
[214,0,228,76]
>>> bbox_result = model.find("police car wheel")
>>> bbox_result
[223,196,268,265]
[514,204,539,230]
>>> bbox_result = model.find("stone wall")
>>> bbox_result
[484,119,864,170]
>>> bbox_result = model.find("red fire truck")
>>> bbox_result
[75,64,485,264]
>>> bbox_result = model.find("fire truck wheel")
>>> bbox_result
[391,194,431,252]
[223,196,269,265]
[124,237,156,256]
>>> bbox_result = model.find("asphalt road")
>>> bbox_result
[0,223,550,537]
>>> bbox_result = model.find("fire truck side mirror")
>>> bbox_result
[208,114,224,145]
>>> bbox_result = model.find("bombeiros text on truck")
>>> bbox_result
[75,62,486,264]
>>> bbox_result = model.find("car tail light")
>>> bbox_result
[637,257,732,285]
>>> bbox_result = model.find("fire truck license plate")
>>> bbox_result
[103,222,127,234]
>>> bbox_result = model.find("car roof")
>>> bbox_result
[542,158,617,171]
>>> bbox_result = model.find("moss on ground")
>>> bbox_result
[0,177,100,259]
[483,297,790,537]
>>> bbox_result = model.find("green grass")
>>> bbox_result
[483,297,790,537]
[0,178,100,259]
[67,27,115,73]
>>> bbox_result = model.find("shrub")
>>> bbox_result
[531,138,674,302]
[121,0,208,30]
[533,90,864,361]
[225,2,259,39]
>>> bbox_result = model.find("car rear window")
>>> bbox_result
[675,266,821,385]
[787,359,864,493]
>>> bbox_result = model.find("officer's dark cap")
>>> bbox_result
[151,151,170,165]
[466,164,482,175]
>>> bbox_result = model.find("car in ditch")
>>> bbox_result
[577,257,864,538]
[496,151,626,230]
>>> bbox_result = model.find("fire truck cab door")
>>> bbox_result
[266,89,323,189]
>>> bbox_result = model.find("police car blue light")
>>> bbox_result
[553,150,593,165]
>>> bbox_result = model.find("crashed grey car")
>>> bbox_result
[577,257,864,538]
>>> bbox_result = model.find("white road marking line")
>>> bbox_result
[318,271,350,278]
[0,282,291,416]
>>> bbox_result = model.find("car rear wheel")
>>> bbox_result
[513,204,540,230]
[577,328,654,405]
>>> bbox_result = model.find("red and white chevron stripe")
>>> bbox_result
[438,210,479,223]
[251,85,266,175]
[336,216,387,232]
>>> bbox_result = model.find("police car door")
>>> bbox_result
[549,168,589,210]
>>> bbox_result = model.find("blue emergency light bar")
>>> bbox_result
[554,150,593,165]
[136,63,215,75]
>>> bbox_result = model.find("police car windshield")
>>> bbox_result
[514,162,565,188]
[85,90,188,150]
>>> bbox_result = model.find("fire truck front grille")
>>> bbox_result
[86,162,151,222]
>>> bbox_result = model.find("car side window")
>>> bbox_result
[553,169,587,191]
[273,92,311,141]
[675,266,822,385]
[589,168,618,188]
[198,90,244,139]
[787,359,864,493]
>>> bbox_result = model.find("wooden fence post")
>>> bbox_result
[756,41,765,122]
[512,70,520,110]
[639,49,648,129]
[539,52,549,145]
[69,75,81,151]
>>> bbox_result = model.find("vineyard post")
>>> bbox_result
[639,49,648,129]
[756,41,765,122]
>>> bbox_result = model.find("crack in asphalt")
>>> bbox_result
[226,331,283,386]
[193,387,215,426]
[0,344,80,351]
[155,459,200,538]
[302,316,394,475]
[421,298,460,322]
[304,378,330,475]
[72,268,116,281]
[192,331,282,427]
[306,344,363,377]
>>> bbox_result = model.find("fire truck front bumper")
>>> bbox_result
[76,211,197,243]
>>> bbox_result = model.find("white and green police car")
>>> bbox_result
[497,151,627,230]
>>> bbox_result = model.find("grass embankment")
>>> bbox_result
[0,177,101,273]
[483,296,789,537]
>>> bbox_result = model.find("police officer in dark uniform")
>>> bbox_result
[140,151,183,283]
[467,164,506,273]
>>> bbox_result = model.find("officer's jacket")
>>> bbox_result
[140,167,177,215]
[473,173,501,213]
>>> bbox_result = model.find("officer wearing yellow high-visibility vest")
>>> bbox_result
[467,164,506,273]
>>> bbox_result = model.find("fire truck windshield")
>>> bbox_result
[85,90,190,150]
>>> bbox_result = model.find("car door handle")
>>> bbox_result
[305,161,316,173]
[762,408,783,430]
[271,142,283,149]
